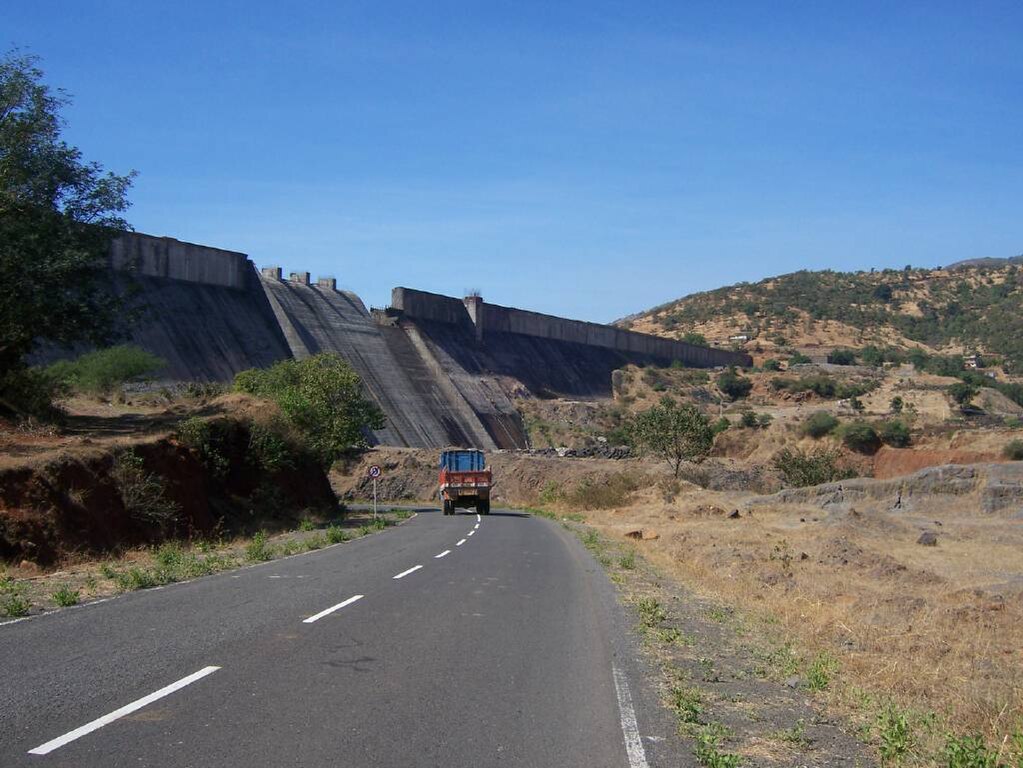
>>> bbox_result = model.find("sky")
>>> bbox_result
[6,1,1023,322]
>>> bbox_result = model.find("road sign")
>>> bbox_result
[368,465,382,519]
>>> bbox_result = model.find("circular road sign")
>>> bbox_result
[368,465,382,479]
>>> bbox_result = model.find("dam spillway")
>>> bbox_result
[100,233,752,449]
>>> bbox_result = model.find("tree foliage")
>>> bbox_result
[0,51,136,413]
[772,446,855,487]
[633,396,714,478]
[234,353,386,465]
[716,366,752,401]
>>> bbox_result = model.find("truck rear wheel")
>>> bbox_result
[442,499,452,516]
[477,500,490,515]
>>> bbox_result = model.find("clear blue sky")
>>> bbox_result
[8,1,1022,321]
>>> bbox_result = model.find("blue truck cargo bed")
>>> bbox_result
[440,450,486,471]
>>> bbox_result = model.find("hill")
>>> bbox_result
[620,261,1023,370]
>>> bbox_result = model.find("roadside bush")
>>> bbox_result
[772,446,856,487]
[879,420,912,448]
[762,358,782,371]
[789,352,811,365]
[801,411,839,438]
[234,353,385,465]
[840,421,882,454]
[717,367,752,401]
[111,450,180,528]
[740,410,759,428]
[711,416,730,435]
[567,474,640,509]
[46,345,166,397]
[176,417,230,477]
[1003,440,1023,461]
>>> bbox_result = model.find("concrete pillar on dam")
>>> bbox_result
[463,294,485,343]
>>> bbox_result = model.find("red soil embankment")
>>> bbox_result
[873,446,1004,479]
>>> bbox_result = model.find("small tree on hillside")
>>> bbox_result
[717,366,752,401]
[948,381,978,407]
[633,396,714,478]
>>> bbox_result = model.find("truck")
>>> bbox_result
[439,449,491,515]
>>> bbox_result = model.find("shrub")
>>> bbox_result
[245,531,275,562]
[711,416,730,435]
[326,525,347,544]
[176,417,230,477]
[757,413,774,429]
[234,353,385,465]
[879,420,911,448]
[840,421,882,454]
[772,447,855,487]
[948,381,978,406]
[46,345,166,396]
[889,396,904,414]
[717,367,752,401]
[827,348,857,365]
[801,411,839,438]
[111,450,180,528]
[0,367,67,420]
[944,734,1001,768]
[538,480,564,505]
[51,584,80,607]
[1003,440,1023,461]
[789,352,811,365]
[740,410,759,429]
[762,358,782,371]
[567,474,640,509]
[247,422,295,472]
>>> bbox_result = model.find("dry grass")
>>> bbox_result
[574,485,1023,755]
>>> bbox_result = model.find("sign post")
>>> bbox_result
[368,465,382,521]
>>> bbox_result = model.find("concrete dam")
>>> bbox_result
[106,233,752,449]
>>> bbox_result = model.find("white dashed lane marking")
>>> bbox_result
[28,666,221,755]
[303,594,364,624]
[393,565,423,580]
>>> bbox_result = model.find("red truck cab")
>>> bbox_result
[439,449,491,515]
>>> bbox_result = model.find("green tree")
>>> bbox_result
[682,331,708,347]
[948,381,978,406]
[0,51,136,414]
[827,348,857,365]
[717,366,752,401]
[633,397,713,478]
[889,396,904,414]
[234,353,386,465]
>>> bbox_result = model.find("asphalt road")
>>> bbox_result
[0,508,671,767]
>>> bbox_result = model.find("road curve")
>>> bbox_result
[0,509,659,767]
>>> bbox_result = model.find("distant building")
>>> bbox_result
[729,334,749,343]
[964,354,979,370]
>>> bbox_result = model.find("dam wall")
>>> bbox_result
[110,233,250,289]
[87,232,751,448]
[392,287,752,369]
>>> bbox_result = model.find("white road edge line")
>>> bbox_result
[27,666,221,756]
[434,550,451,559]
[474,523,480,529]
[393,565,423,580]
[467,530,475,537]
[612,665,650,768]
[456,538,467,546]
[476,514,481,522]
[302,594,364,624]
